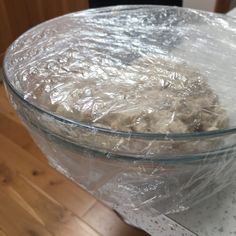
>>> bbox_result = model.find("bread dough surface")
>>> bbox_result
[53,57,228,133]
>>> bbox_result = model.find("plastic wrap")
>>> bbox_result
[3,5,236,232]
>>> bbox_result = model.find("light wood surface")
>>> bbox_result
[0,83,148,236]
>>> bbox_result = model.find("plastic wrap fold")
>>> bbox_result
[3,5,236,226]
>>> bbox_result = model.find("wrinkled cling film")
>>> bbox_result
[3,6,236,231]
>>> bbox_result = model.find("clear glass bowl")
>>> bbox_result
[3,76,236,216]
[3,5,236,223]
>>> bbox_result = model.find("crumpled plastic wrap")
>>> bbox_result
[3,5,236,232]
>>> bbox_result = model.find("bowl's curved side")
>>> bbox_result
[4,83,236,217]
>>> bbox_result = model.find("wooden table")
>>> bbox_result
[0,83,148,236]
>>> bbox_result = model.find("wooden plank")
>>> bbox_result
[0,1,13,58]
[0,85,97,215]
[40,0,88,20]
[0,228,7,236]
[0,67,3,81]
[0,190,53,236]
[83,202,148,236]
[0,52,5,66]
[61,0,89,12]
[42,0,64,20]
[215,0,231,13]
[23,140,47,163]
[3,0,31,39]
[0,133,96,217]
[0,112,35,150]
[24,0,45,27]
[0,84,47,163]
[0,81,48,164]
[0,162,100,236]
[0,84,21,124]
[0,112,47,163]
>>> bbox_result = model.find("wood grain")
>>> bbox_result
[0,133,96,217]
[3,0,30,39]
[0,83,147,235]
[0,228,8,236]
[0,110,46,163]
[0,85,21,123]
[0,82,47,162]
[0,1,13,58]
[0,163,99,236]
[0,53,5,66]
[0,190,53,236]
[24,0,46,27]
[215,0,231,13]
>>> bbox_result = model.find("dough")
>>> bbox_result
[54,57,229,134]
